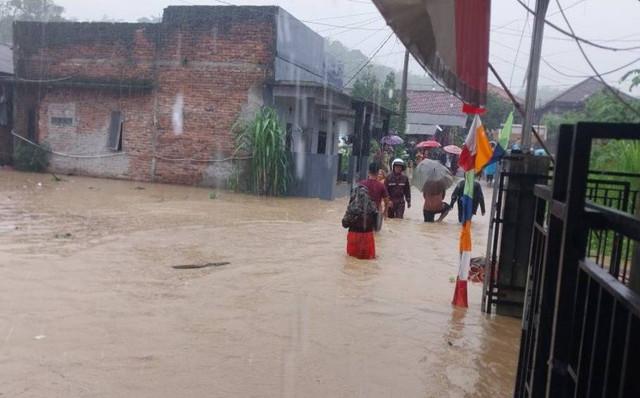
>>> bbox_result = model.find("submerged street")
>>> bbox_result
[0,170,519,397]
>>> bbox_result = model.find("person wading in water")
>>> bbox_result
[385,158,411,219]
[342,186,379,259]
[359,162,392,231]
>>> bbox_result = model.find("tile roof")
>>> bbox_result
[406,90,466,116]
[488,82,523,104]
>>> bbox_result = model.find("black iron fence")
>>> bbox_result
[484,167,640,314]
[514,122,640,398]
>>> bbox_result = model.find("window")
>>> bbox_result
[317,131,327,154]
[108,111,123,151]
[285,123,293,152]
[51,117,73,126]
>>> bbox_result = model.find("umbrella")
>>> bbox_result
[381,135,404,146]
[443,145,462,155]
[417,140,441,148]
[411,158,453,194]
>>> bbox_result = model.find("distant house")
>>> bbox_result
[488,82,523,107]
[0,42,12,165]
[405,90,467,144]
[535,77,632,120]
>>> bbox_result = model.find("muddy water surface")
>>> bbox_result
[0,170,520,397]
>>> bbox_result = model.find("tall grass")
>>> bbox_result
[591,139,640,190]
[233,108,290,196]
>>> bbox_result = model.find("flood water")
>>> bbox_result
[0,169,520,397]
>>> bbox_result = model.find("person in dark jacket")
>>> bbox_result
[385,158,411,219]
[342,186,379,259]
[450,177,486,223]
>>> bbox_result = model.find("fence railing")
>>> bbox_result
[514,122,640,398]
[484,167,639,313]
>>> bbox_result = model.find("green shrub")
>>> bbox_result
[14,143,49,172]
[232,108,291,196]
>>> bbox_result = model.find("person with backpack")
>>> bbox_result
[342,186,379,259]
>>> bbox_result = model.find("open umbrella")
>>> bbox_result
[411,159,453,194]
[443,145,462,155]
[417,140,441,148]
[381,135,404,146]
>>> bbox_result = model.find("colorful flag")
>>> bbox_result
[453,114,490,308]
[458,115,493,173]
[488,110,514,165]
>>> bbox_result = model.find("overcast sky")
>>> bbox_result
[54,0,640,96]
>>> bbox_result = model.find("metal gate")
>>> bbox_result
[514,123,640,397]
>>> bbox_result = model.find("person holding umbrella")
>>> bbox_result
[411,158,454,222]
[385,158,411,219]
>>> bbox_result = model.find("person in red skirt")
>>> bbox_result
[342,185,379,259]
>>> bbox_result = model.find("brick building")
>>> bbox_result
[12,6,371,199]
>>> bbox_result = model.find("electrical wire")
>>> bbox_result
[516,0,640,52]
[509,0,531,89]
[491,0,587,32]
[306,11,379,22]
[542,56,640,79]
[554,0,640,117]
[343,32,394,87]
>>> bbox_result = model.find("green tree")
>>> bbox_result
[0,0,65,43]
[483,92,512,131]
[622,69,640,92]
[352,68,403,136]
[351,66,379,103]
[542,91,640,174]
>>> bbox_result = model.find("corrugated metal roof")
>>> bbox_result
[406,124,439,136]
[408,113,467,127]
[407,90,466,116]
[0,43,13,75]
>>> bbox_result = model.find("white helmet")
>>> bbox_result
[392,158,406,170]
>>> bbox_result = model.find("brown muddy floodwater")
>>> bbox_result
[0,170,520,397]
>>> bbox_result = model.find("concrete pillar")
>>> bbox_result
[496,154,551,317]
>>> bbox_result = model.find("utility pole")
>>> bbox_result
[398,49,410,136]
[521,0,550,151]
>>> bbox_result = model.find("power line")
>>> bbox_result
[542,56,640,79]
[509,0,531,89]
[491,38,635,87]
[204,0,384,32]
[306,11,379,22]
[491,0,587,32]
[320,16,385,36]
[491,52,567,85]
[516,0,640,52]
[554,0,640,117]
[343,32,394,87]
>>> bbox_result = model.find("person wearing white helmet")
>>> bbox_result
[385,158,411,219]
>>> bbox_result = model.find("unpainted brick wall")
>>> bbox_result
[13,6,277,187]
